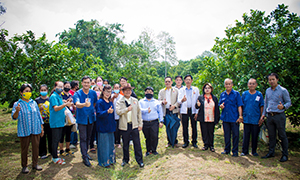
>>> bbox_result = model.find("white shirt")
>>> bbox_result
[166,88,171,108]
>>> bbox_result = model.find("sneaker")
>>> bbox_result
[70,144,76,149]
[21,167,29,174]
[32,165,43,171]
[66,150,75,156]
[60,152,67,156]
[240,153,247,156]
[53,158,66,165]
[252,153,259,156]
[40,155,48,159]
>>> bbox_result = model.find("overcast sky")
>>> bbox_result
[1,0,300,60]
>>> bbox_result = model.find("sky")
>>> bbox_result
[1,0,300,60]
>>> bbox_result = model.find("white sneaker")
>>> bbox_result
[70,144,76,149]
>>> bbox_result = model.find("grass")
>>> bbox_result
[1,104,300,179]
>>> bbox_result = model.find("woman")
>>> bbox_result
[59,81,75,156]
[95,76,104,92]
[12,83,44,173]
[95,85,116,168]
[195,83,220,152]
[35,84,52,159]
[111,83,122,148]
[49,81,73,164]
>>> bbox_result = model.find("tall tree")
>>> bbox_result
[137,28,159,62]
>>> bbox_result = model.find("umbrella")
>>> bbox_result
[165,113,181,147]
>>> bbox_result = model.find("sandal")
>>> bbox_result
[210,147,215,152]
[53,158,66,165]
[202,146,208,151]
[90,149,96,154]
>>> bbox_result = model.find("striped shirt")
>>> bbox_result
[11,99,44,137]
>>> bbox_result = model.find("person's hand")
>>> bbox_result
[197,100,201,107]
[85,98,91,107]
[113,93,118,98]
[194,114,198,121]
[16,103,21,112]
[181,95,187,102]
[68,97,73,102]
[258,116,265,126]
[107,106,114,114]
[39,105,44,111]
[236,116,243,124]
[163,99,167,105]
[40,129,44,137]
[148,107,151,113]
[63,100,67,103]
[277,101,284,110]
[138,126,142,131]
[169,105,175,111]
[128,105,132,111]
[159,122,164,128]
[66,101,73,107]
[220,102,225,109]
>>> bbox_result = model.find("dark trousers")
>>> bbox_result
[78,123,94,159]
[60,125,72,143]
[267,113,288,156]
[164,109,178,145]
[20,134,40,168]
[223,122,239,154]
[242,123,260,154]
[200,122,215,148]
[70,131,78,145]
[142,120,159,153]
[114,120,121,144]
[51,127,63,158]
[120,123,143,164]
[39,123,52,156]
[89,122,97,149]
[181,108,197,144]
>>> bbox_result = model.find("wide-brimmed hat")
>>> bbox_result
[122,83,135,90]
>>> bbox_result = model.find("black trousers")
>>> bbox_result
[114,120,121,144]
[164,109,178,145]
[60,125,72,143]
[181,108,197,144]
[51,127,63,158]
[142,120,159,153]
[242,123,260,154]
[267,113,288,156]
[78,123,94,159]
[200,122,215,148]
[120,123,143,164]
[39,123,52,156]
[89,122,97,149]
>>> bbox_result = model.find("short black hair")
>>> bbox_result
[95,76,103,82]
[145,86,154,92]
[71,81,79,89]
[20,83,32,92]
[175,75,183,80]
[119,76,127,82]
[40,84,48,90]
[104,79,109,84]
[81,76,91,82]
[165,76,172,81]
[267,73,279,80]
[184,74,193,80]
[64,81,71,85]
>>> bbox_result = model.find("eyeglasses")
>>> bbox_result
[165,81,171,83]
[248,83,256,85]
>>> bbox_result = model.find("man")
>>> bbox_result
[158,76,180,147]
[219,78,243,157]
[177,75,200,148]
[116,83,144,168]
[139,86,163,156]
[241,78,264,156]
[261,73,291,162]
[111,83,123,148]
[174,75,183,90]
[73,76,98,167]
[119,77,138,98]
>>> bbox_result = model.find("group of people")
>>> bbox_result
[12,72,291,174]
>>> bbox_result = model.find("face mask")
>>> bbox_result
[22,92,32,100]
[145,93,153,99]
[76,87,79,91]
[114,89,120,94]
[55,88,63,94]
[64,87,70,92]
[97,82,102,86]
[40,91,47,96]
[96,91,101,97]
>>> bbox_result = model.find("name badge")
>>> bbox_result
[255,96,260,101]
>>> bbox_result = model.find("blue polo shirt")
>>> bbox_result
[219,89,243,123]
[73,89,97,125]
[242,91,264,125]
[49,91,66,128]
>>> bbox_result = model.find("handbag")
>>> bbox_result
[65,108,76,126]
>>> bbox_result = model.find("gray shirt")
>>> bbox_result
[262,85,291,116]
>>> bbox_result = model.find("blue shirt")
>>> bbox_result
[139,97,164,123]
[73,89,97,125]
[95,99,116,133]
[219,89,243,122]
[186,87,193,108]
[11,99,44,137]
[49,91,66,128]
[262,85,291,116]
[242,91,264,124]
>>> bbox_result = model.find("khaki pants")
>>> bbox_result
[20,134,40,167]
